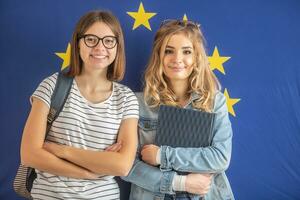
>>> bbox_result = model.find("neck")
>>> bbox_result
[169,80,190,107]
[76,67,111,92]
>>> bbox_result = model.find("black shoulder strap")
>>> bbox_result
[46,72,73,134]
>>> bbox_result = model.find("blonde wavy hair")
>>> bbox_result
[144,20,220,112]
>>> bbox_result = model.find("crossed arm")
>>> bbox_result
[122,152,212,196]
[21,98,138,178]
[123,93,232,195]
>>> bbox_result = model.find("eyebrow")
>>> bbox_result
[166,45,193,49]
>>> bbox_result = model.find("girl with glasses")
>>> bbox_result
[20,10,139,199]
[121,20,235,200]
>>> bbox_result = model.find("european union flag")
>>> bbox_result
[1,0,299,199]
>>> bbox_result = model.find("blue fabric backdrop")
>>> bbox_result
[1,0,300,199]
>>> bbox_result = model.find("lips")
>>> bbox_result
[168,65,186,72]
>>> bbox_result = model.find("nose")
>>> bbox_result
[173,51,183,63]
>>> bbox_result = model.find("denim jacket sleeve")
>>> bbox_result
[160,92,232,173]
[121,156,176,194]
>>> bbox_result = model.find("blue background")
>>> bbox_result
[1,0,300,199]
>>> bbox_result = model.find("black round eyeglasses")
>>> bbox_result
[79,34,118,49]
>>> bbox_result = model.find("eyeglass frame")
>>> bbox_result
[78,34,118,49]
[160,19,200,30]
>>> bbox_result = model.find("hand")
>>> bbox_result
[185,173,212,196]
[43,142,65,158]
[141,144,159,166]
[105,141,122,152]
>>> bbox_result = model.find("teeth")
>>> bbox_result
[92,55,106,59]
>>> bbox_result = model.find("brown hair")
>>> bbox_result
[144,20,220,112]
[68,10,125,81]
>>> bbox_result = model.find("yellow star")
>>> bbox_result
[224,88,240,117]
[183,14,188,21]
[55,43,70,71]
[208,46,231,75]
[127,2,157,30]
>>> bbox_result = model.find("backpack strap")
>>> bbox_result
[46,72,73,134]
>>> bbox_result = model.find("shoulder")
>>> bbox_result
[135,92,158,118]
[135,92,144,105]
[213,91,228,113]
[39,72,59,88]
[114,82,134,94]
[31,72,59,107]
[34,72,60,91]
[113,82,138,103]
[44,72,58,82]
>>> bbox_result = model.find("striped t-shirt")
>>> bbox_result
[30,73,139,200]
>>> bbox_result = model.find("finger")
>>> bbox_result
[110,144,121,152]
[107,145,118,152]
[109,144,119,151]
[105,142,120,151]
[44,141,52,144]
[141,145,147,151]
[43,142,53,149]
[105,146,113,151]
[141,149,150,158]
[43,142,52,147]
[115,144,122,152]
[141,154,145,161]
[105,145,115,151]
[142,144,152,149]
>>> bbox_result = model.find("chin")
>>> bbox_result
[168,76,189,82]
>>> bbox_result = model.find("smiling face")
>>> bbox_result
[162,33,194,83]
[79,21,117,72]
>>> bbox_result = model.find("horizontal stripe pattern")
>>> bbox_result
[30,73,139,199]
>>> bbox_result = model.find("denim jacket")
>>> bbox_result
[122,91,234,200]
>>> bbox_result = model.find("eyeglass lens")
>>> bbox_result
[83,34,117,49]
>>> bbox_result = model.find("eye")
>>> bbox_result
[104,38,114,44]
[85,36,97,44]
[103,36,117,48]
[164,49,173,54]
[183,50,193,55]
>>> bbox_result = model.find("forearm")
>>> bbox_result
[61,146,135,176]
[160,143,231,173]
[21,147,93,179]
[121,157,176,194]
